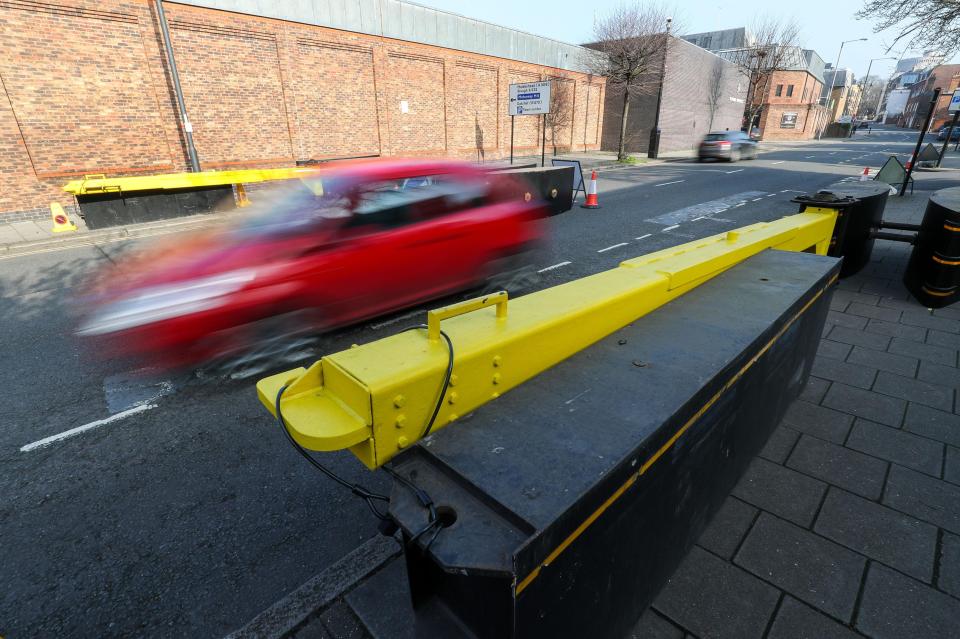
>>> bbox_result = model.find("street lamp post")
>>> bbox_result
[818,37,867,140]
[857,56,896,120]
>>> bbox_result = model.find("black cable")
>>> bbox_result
[398,324,454,439]
[274,324,454,541]
[275,384,390,520]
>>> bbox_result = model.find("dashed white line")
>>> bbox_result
[725,169,744,174]
[21,403,158,452]
[733,203,745,207]
[765,194,776,197]
[537,261,571,273]
[655,180,684,187]
[662,225,680,232]
[805,155,815,158]
[751,197,764,202]
[771,161,785,164]
[635,233,652,240]
[597,242,629,253]
[369,310,421,330]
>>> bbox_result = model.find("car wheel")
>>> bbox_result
[480,251,542,297]
[729,148,741,162]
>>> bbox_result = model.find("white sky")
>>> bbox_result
[414,0,953,80]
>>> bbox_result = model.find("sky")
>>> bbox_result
[414,0,952,81]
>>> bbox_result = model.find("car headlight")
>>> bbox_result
[77,270,256,336]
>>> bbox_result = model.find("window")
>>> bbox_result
[775,84,783,97]
[348,176,487,230]
[786,85,794,97]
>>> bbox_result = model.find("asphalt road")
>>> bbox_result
[0,126,951,637]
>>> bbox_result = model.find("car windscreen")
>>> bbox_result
[231,177,352,239]
[704,133,729,141]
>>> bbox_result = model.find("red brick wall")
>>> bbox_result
[756,70,828,140]
[0,0,604,219]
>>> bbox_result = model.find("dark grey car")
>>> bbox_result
[698,131,758,162]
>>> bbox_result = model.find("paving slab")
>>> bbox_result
[822,383,906,427]
[732,458,827,527]
[735,513,866,622]
[940,532,960,599]
[887,337,957,366]
[797,376,830,405]
[815,339,852,361]
[814,488,937,582]
[626,608,684,639]
[780,400,853,444]
[787,435,888,500]
[883,464,960,534]
[917,360,960,389]
[926,328,960,349]
[811,356,876,390]
[766,597,861,639]
[945,446,960,485]
[899,310,960,334]
[856,563,960,639]
[864,318,926,341]
[845,302,902,322]
[846,345,918,377]
[903,403,960,447]
[872,370,955,412]
[654,546,780,639]
[759,426,801,465]
[9,221,51,241]
[696,497,758,560]
[824,311,868,331]
[846,419,944,476]
[825,326,891,351]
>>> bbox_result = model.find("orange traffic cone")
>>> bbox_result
[581,170,601,209]
[859,167,870,181]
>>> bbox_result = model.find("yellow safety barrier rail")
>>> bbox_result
[62,168,319,195]
[257,208,839,469]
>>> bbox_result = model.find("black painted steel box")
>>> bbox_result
[388,249,840,639]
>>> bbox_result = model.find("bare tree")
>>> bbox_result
[705,58,725,131]
[545,79,574,155]
[586,3,673,161]
[857,0,960,55]
[719,17,802,133]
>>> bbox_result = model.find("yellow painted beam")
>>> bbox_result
[62,167,319,195]
[257,208,838,469]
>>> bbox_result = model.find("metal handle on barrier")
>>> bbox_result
[427,291,508,341]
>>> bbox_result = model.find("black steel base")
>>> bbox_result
[388,249,840,638]
[77,186,235,230]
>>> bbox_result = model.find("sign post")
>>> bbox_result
[938,89,960,166]
[508,81,551,166]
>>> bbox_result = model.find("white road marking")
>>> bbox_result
[538,261,571,273]
[780,189,806,193]
[829,152,837,155]
[597,242,629,253]
[733,203,745,207]
[771,161,785,164]
[725,169,744,174]
[662,225,680,232]
[369,310,421,330]
[635,233,652,240]
[21,403,158,452]
[751,198,763,202]
[654,180,684,187]
[805,155,815,158]
[765,194,776,197]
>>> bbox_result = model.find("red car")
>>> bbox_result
[77,159,547,371]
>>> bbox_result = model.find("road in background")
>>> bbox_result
[1,126,950,637]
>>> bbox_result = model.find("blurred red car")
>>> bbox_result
[77,159,547,371]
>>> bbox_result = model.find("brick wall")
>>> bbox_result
[599,37,747,155]
[755,70,829,141]
[0,0,604,219]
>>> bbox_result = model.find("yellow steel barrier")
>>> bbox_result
[62,167,319,195]
[257,208,838,469]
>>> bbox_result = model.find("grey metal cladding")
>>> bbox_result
[173,0,592,71]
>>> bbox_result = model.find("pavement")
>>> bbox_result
[2,126,959,637]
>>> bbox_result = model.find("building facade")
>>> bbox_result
[821,65,856,122]
[902,65,960,129]
[681,27,754,52]
[598,37,748,154]
[0,0,605,221]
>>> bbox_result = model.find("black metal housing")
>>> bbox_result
[76,186,235,230]
[388,249,840,638]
